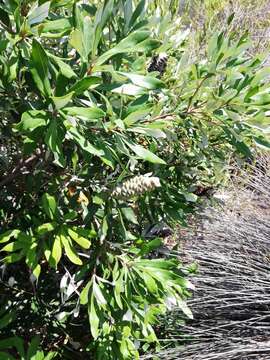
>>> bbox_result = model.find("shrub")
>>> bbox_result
[0,0,269,359]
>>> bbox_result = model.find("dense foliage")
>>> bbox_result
[0,0,269,359]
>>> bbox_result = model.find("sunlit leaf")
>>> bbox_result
[95,30,151,66]
[67,127,104,157]
[64,106,105,120]
[67,227,91,249]
[51,235,62,267]
[28,2,50,26]
[42,193,57,220]
[69,77,102,95]
[88,295,100,339]
[125,140,166,164]
[60,232,82,266]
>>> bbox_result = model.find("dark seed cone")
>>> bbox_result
[147,53,168,76]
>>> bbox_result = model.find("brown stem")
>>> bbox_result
[149,113,176,122]
[0,20,15,34]
[187,76,209,113]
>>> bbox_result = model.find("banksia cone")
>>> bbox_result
[147,53,168,76]
[111,175,161,199]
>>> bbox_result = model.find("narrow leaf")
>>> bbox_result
[95,30,150,66]
[67,227,91,249]
[69,77,102,95]
[28,2,50,26]
[88,295,100,339]
[45,120,66,167]
[68,127,104,157]
[51,235,62,267]
[52,92,74,110]
[30,39,51,97]
[41,193,57,220]
[64,106,105,120]
[60,233,82,265]
[125,140,166,164]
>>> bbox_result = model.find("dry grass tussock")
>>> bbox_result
[221,0,270,57]
[142,153,270,359]
[181,0,270,61]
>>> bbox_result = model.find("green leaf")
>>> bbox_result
[52,92,74,110]
[227,12,235,26]
[51,235,62,267]
[69,77,102,95]
[44,351,57,360]
[119,72,164,90]
[123,107,151,126]
[36,222,56,235]
[129,0,145,29]
[114,271,124,309]
[139,238,163,256]
[0,230,21,244]
[0,336,25,357]
[150,269,178,282]
[183,192,198,203]
[69,29,84,58]
[16,110,47,132]
[67,227,91,249]
[142,271,158,293]
[92,0,114,56]
[75,227,97,239]
[67,127,104,157]
[93,280,107,306]
[132,38,160,52]
[250,92,270,105]
[99,216,108,243]
[4,252,25,264]
[253,135,270,150]
[135,259,177,269]
[69,22,93,61]
[80,280,92,305]
[0,39,9,52]
[28,2,50,26]
[64,106,105,120]
[30,39,51,97]
[112,84,146,96]
[177,299,193,319]
[128,126,166,138]
[125,140,166,164]
[26,336,40,359]
[0,351,16,360]
[0,311,16,329]
[39,18,72,34]
[41,193,57,220]
[32,264,41,281]
[45,120,66,167]
[120,207,138,224]
[95,30,151,66]
[25,243,38,272]
[88,295,100,339]
[49,54,76,79]
[0,241,26,253]
[60,232,82,265]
